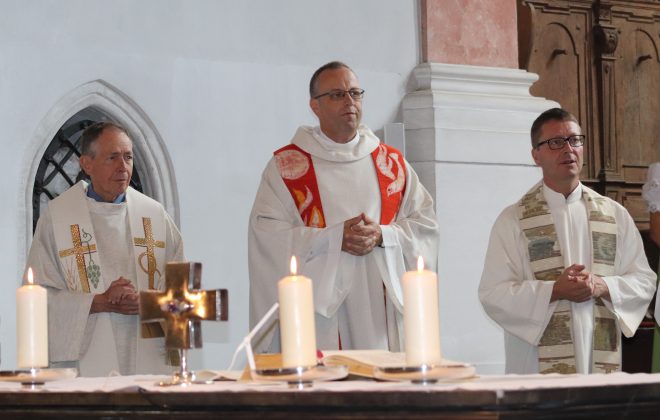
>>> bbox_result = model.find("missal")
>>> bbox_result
[320,350,408,378]
[240,350,474,380]
[320,350,472,379]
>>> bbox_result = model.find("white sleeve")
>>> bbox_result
[378,161,439,310]
[601,202,657,337]
[164,210,185,262]
[642,162,660,212]
[478,205,556,345]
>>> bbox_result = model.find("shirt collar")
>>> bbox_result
[543,182,582,208]
[313,126,360,151]
[86,183,126,204]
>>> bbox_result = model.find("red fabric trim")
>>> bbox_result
[274,142,406,228]
[370,144,406,224]
[274,144,326,228]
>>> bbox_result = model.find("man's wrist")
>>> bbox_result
[550,281,559,302]
[593,275,610,300]
[91,293,110,314]
[377,225,387,248]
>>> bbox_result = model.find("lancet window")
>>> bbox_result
[32,107,144,232]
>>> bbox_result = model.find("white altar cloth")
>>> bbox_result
[1,372,660,393]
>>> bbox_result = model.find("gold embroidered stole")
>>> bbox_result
[518,182,619,374]
[50,181,177,366]
[50,181,168,295]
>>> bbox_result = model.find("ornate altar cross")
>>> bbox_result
[140,262,229,385]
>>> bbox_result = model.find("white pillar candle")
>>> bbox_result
[16,268,49,368]
[278,256,317,368]
[403,256,442,366]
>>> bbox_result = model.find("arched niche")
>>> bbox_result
[19,79,179,266]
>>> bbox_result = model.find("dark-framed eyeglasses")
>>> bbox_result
[313,89,365,101]
[535,135,585,150]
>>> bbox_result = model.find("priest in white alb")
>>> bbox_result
[248,61,439,352]
[25,122,184,376]
[479,108,656,374]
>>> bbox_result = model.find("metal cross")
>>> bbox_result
[139,262,228,349]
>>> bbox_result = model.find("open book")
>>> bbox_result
[191,370,243,382]
[241,350,473,380]
[320,350,472,378]
[320,350,407,378]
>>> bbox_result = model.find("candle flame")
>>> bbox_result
[27,267,34,285]
[290,256,297,275]
[417,256,424,273]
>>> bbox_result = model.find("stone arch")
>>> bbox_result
[19,79,179,263]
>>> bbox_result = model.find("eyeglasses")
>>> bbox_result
[535,135,585,150]
[313,89,365,101]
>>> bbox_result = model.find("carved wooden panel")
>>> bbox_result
[518,0,599,182]
[518,0,660,229]
[596,1,660,228]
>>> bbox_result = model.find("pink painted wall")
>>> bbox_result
[421,0,518,68]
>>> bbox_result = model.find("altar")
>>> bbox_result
[2,372,660,419]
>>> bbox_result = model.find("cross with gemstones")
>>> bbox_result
[134,217,165,289]
[139,262,228,349]
[58,224,97,293]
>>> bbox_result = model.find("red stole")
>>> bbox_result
[273,143,406,227]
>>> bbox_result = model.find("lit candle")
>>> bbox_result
[16,268,49,368]
[278,256,317,368]
[403,256,441,366]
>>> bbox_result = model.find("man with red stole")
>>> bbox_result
[248,62,439,352]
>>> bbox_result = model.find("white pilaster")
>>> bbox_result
[403,62,558,374]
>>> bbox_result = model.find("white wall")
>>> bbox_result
[0,0,419,369]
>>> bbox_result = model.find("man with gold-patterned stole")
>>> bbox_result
[25,122,184,376]
[479,108,656,374]
[248,61,439,353]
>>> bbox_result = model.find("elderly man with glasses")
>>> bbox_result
[479,107,656,375]
[248,61,439,353]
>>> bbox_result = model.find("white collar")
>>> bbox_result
[312,126,360,151]
[290,125,379,163]
[543,182,583,209]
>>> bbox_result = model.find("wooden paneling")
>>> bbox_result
[518,0,660,228]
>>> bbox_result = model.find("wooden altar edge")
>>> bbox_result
[1,383,660,418]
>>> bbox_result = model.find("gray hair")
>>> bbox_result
[80,121,130,157]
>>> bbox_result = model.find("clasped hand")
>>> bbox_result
[341,213,382,256]
[550,264,610,303]
[91,277,139,315]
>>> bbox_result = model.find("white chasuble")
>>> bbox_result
[249,125,439,353]
[30,181,181,376]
